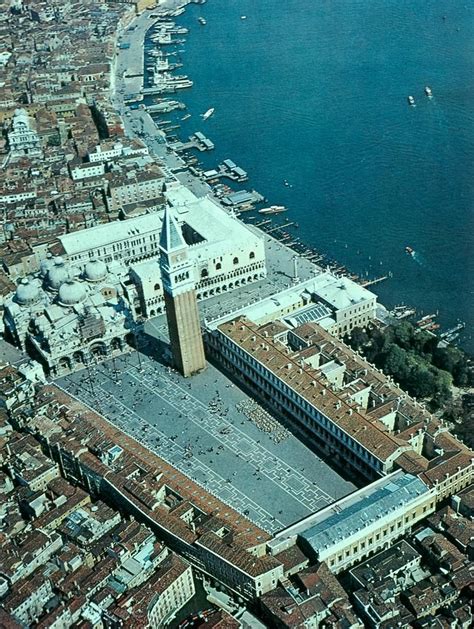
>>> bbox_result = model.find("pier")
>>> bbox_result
[170,131,215,152]
[222,189,265,208]
[146,100,186,113]
[202,159,248,183]
[266,221,296,233]
[361,275,388,287]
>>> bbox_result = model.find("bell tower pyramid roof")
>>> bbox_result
[159,206,187,253]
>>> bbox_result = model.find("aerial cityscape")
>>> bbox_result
[0,1,472,628]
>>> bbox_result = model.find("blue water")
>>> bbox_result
[160,0,474,350]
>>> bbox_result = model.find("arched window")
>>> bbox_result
[154,283,160,291]
[249,251,255,259]
[233,257,239,265]
[201,268,208,278]
[216,262,222,270]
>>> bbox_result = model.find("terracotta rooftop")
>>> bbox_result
[218,318,407,462]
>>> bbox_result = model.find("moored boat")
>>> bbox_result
[259,205,287,215]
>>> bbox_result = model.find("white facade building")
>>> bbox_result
[55,184,267,318]
[106,167,165,213]
[69,161,105,181]
[147,558,195,627]
[7,109,43,160]
[269,471,436,575]
[208,271,377,338]
[88,140,149,163]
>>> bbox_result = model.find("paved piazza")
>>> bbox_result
[56,349,355,534]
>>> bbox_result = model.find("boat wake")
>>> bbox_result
[411,252,425,267]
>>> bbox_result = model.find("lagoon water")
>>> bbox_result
[162,0,474,349]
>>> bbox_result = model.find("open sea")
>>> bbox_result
[155,0,474,351]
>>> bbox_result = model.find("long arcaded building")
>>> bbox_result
[206,316,473,497]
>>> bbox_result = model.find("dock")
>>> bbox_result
[361,276,388,288]
[170,131,215,152]
[202,159,248,183]
[222,189,265,208]
[265,221,296,233]
[146,100,185,114]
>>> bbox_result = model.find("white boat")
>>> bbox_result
[241,15,247,20]
[407,95,415,106]
[259,205,287,215]
[424,86,433,98]
[198,17,207,25]
[181,113,191,121]
[201,107,215,120]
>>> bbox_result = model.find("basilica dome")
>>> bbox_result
[58,280,86,306]
[39,253,54,278]
[16,278,40,306]
[84,259,107,282]
[47,257,69,291]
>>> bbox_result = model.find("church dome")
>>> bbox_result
[12,108,30,130]
[58,280,86,306]
[16,278,40,306]
[39,253,54,278]
[84,259,107,282]
[47,257,69,291]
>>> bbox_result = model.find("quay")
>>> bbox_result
[111,2,390,309]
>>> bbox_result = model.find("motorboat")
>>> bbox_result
[201,107,215,120]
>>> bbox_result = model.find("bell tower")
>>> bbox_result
[159,207,206,377]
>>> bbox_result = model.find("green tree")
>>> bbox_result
[433,346,462,373]
[348,327,369,351]
[407,363,435,398]
[383,344,410,382]
[412,330,438,356]
[392,321,414,350]
[431,368,453,408]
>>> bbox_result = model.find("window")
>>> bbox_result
[233,257,239,265]
[249,251,255,259]
[216,262,222,270]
